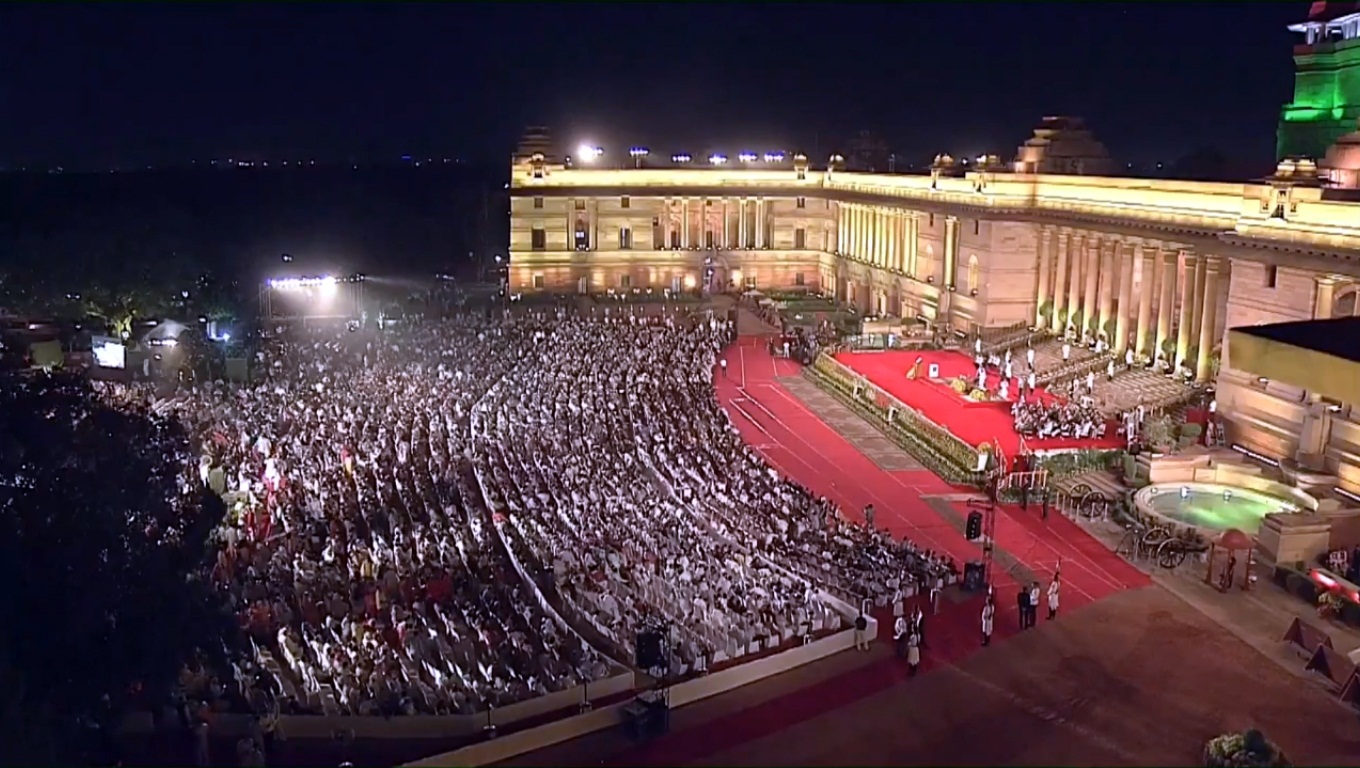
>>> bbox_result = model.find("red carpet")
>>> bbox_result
[832,349,1124,458]
[607,342,1147,766]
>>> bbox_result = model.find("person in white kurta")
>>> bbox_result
[906,632,921,676]
[981,598,995,646]
[1047,577,1060,620]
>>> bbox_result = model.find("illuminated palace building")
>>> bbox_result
[509,5,1360,489]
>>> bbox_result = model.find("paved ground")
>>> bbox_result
[776,376,923,472]
[693,586,1360,767]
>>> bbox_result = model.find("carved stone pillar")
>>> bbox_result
[1175,251,1199,369]
[1035,226,1054,328]
[1065,232,1084,333]
[944,216,961,289]
[1114,240,1136,356]
[1097,239,1117,341]
[1082,235,1101,339]
[1134,243,1156,358]
[1051,230,1070,333]
[1189,253,1208,350]
[1195,256,1222,382]
[907,213,920,277]
[1155,248,1177,363]
[680,199,690,249]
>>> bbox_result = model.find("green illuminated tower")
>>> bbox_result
[1278,2,1360,160]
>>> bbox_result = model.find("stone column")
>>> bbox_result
[907,214,919,277]
[1114,240,1136,356]
[1134,243,1156,358]
[1189,253,1208,349]
[587,200,597,250]
[861,206,870,261]
[1082,235,1100,339]
[944,216,960,288]
[1035,226,1053,328]
[1175,251,1199,369]
[1097,239,1117,342]
[681,199,690,249]
[722,200,730,248]
[1065,232,1083,334]
[888,212,899,271]
[875,209,886,267]
[882,210,891,268]
[1051,230,1070,333]
[1155,248,1177,363]
[835,203,845,254]
[1195,256,1222,382]
[849,205,858,257]
[755,199,766,248]
[745,197,756,248]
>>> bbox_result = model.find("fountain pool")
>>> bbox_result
[1133,481,1315,535]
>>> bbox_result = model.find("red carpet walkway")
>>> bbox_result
[833,348,1124,457]
[610,340,1147,766]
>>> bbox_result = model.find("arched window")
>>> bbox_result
[967,254,980,292]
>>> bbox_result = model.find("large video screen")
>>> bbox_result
[92,336,127,369]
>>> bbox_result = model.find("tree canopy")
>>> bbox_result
[0,364,234,765]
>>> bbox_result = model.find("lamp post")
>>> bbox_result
[629,147,649,168]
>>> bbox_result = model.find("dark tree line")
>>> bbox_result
[0,355,235,765]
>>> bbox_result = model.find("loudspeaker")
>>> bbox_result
[963,561,986,592]
[635,630,664,669]
[965,510,984,541]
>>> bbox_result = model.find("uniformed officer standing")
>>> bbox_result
[910,603,926,649]
[1028,581,1042,628]
[981,596,995,646]
[1047,576,1061,620]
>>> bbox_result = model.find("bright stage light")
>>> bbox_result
[763,152,785,162]
[672,153,692,163]
[270,275,337,291]
[738,152,758,163]
[577,145,603,162]
[319,276,338,298]
[629,147,650,158]
[708,154,728,165]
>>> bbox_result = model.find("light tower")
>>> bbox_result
[1278,2,1360,161]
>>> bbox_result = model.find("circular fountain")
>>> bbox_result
[1133,480,1317,536]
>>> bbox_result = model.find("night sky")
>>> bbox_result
[0,2,1309,170]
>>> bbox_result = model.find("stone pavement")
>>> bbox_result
[1070,509,1360,697]
[775,376,923,472]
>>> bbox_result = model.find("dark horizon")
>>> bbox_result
[0,3,1311,172]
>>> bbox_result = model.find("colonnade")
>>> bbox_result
[835,202,928,281]
[1033,226,1225,382]
[654,198,771,249]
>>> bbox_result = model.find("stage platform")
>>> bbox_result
[833,349,1123,458]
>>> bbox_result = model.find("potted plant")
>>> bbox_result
[1318,591,1344,620]
[1203,729,1290,767]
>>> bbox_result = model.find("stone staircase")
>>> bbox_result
[1089,366,1198,417]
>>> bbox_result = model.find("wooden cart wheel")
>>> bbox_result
[1157,539,1187,569]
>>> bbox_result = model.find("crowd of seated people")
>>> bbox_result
[143,316,615,718]
[91,304,951,721]
[1012,399,1106,440]
[475,313,957,674]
